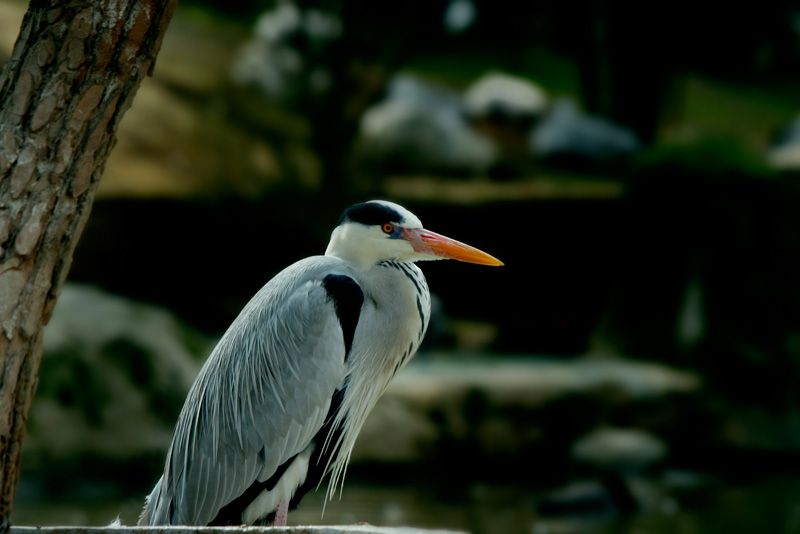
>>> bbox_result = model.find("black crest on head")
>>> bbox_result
[338,202,404,227]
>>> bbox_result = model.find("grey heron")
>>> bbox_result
[139,200,502,526]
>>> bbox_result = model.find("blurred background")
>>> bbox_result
[4,0,800,532]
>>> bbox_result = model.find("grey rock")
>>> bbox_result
[253,2,302,44]
[351,395,439,463]
[531,98,641,160]
[768,113,800,169]
[353,355,699,464]
[25,289,702,484]
[385,355,700,407]
[386,73,465,116]
[537,479,629,518]
[25,284,207,466]
[463,72,548,120]
[571,427,668,472]
[230,1,341,104]
[768,142,800,169]
[252,2,341,45]
[356,74,497,175]
[230,40,305,102]
[443,0,477,34]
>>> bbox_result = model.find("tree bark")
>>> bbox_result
[0,1,177,529]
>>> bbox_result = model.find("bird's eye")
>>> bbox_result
[382,223,394,234]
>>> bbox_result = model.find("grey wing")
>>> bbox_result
[144,272,352,525]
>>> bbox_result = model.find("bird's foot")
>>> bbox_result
[273,499,289,526]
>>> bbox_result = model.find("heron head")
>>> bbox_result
[325,200,503,269]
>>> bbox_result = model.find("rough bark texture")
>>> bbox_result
[0,1,178,529]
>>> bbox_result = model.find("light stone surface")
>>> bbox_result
[11,526,468,534]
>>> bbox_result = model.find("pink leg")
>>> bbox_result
[273,499,289,526]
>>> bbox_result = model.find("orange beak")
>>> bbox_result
[403,228,504,266]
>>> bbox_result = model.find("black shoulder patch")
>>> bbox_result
[322,274,364,358]
[338,202,404,227]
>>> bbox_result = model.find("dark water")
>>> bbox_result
[12,477,800,534]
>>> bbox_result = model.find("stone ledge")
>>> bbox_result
[11,526,467,534]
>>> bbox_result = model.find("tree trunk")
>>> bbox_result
[0,1,177,529]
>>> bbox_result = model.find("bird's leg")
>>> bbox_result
[273,499,289,526]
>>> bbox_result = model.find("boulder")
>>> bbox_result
[463,72,549,123]
[530,98,641,163]
[355,73,497,176]
[229,2,342,104]
[23,284,708,492]
[24,284,208,480]
[443,0,477,35]
[571,427,668,473]
[767,113,800,169]
[352,355,701,472]
[462,72,549,176]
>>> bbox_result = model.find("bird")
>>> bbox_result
[138,200,502,526]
